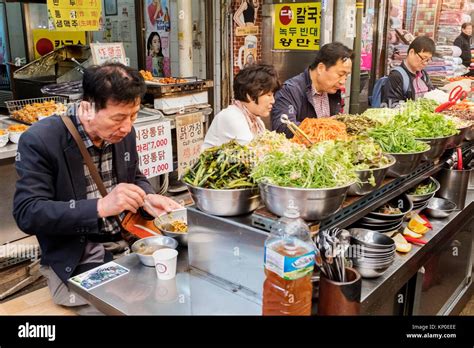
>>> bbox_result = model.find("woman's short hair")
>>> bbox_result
[233,64,280,104]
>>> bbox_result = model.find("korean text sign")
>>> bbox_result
[47,0,102,31]
[274,2,321,51]
[175,112,204,178]
[135,121,173,179]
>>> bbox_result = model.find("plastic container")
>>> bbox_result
[262,203,316,316]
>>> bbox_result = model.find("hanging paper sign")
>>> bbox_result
[175,112,204,178]
[47,0,103,31]
[274,2,321,51]
[90,42,127,65]
[135,120,173,179]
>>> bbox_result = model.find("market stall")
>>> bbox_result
[66,94,474,316]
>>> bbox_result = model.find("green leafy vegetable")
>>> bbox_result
[407,180,436,195]
[368,123,430,153]
[335,114,381,136]
[182,140,256,189]
[251,140,357,189]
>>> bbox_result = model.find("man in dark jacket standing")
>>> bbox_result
[13,63,181,314]
[271,42,353,137]
[454,23,472,76]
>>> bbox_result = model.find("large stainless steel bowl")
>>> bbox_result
[446,126,470,149]
[185,184,260,216]
[425,197,457,218]
[386,147,431,177]
[416,136,450,162]
[348,155,396,196]
[131,236,178,267]
[259,181,353,221]
[406,177,440,203]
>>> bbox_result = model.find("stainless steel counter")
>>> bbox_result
[68,248,261,315]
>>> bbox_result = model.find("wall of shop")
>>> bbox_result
[168,0,207,78]
[91,0,139,69]
[4,2,26,63]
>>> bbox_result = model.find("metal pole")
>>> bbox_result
[349,1,364,114]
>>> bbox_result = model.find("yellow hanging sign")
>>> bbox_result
[274,2,321,51]
[33,29,86,58]
[47,0,103,31]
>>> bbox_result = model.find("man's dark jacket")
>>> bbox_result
[13,115,154,283]
[453,32,472,68]
[271,68,342,138]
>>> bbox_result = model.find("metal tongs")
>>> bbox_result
[280,114,313,146]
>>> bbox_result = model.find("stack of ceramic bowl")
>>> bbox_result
[348,228,396,278]
[406,177,440,213]
[351,194,413,233]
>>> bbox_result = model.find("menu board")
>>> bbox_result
[135,121,173,179]
[47,0,102,31]
[274,2,321,51]
[175,112,204,178]
[90,42,127,65]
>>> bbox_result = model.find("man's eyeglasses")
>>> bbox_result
[416,52,432,64]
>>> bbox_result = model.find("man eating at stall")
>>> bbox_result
[13,63,182,315]
[271,42,353,138]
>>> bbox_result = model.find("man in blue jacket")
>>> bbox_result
[271,42,353,137]
[13,63,181,314]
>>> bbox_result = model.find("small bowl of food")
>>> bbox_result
[0,129,9,147]
[8,124,29,144]
[155,220,188,246]
[131,236,178,267]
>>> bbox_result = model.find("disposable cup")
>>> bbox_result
[152,248,178,280]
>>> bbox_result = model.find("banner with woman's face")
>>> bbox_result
[145,0,170,77]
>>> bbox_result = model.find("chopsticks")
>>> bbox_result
[280,114,314,146]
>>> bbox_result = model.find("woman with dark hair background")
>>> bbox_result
[234,0,259,27]
[202,64,280,150]
[453,23,473,76]
[146,32,165,77]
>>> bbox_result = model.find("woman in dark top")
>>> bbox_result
[234,0,258,27]
[453,23,472,76]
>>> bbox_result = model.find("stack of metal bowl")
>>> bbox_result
[348,228,396,278]
[415,136,450,162]
[348,154,396,196]
[185,184,260,216]
[259,181,354,221]
[352,194,413,233]
[386,147,431,177]
[406,177,440,212]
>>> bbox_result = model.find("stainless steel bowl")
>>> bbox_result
[406,177,440,203]
[355,221,403,233]
[425,197,457,218]
[349,228,396,249]
[446,126,470,149]
[360,216,403,225]
[155,222,188,247]
[415,136,450,162]
[466,126,474,141]
[368,194,413,220]
[131,236,179,267]
[386,147,431,177]
[348,155,396,196]
[259,181,353,221]
[352,263,393,278]
[185,184,260,216]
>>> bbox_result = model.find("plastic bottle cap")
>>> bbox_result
[283,208,300,219]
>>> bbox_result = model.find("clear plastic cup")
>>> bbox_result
[152,248,178,280]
